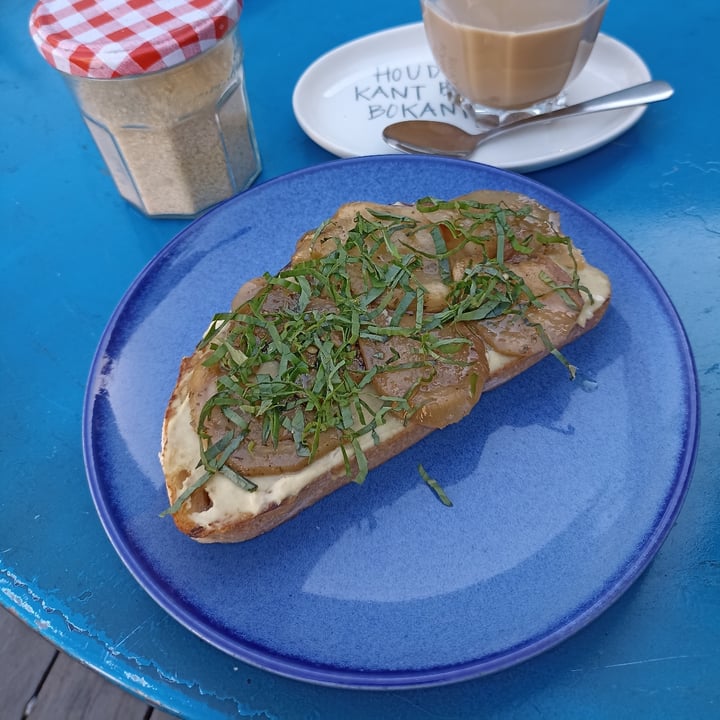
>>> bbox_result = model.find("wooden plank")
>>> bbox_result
[0,607,57,719]
[26,650,152,720]
[2,607,182,720]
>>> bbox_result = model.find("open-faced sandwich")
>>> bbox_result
[160,190,611,542]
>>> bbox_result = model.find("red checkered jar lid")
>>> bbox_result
[29,0,242,79]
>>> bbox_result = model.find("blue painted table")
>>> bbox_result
[2,0,718,717]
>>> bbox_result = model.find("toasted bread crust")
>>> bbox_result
[160,195,611,543]
[163,295,608,543]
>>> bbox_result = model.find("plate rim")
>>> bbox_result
[83,155,700,690]
[292,24,653,172]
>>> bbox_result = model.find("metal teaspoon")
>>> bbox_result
[382,80,674,158]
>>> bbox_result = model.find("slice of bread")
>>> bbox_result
[160,191,611,542]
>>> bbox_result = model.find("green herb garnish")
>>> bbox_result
[418,463,453,507]
[166,196,588,515]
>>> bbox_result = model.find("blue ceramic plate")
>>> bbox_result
[84,156,698,689]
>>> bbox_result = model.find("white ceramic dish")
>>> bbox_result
[293,24,653,172]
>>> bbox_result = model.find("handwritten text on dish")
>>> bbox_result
[354,64,470,121]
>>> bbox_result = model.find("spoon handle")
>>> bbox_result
[545,80,673,118]
[487,80,674,139]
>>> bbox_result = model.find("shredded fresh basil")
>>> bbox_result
[166,197,586,515]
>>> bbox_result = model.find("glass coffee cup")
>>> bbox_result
[420,0,609,124]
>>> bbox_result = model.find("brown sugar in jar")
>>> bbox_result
[30,0,261,218]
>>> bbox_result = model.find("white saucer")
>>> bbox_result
[293,23,653,172]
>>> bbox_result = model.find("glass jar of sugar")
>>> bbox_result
[29,0,261,218]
